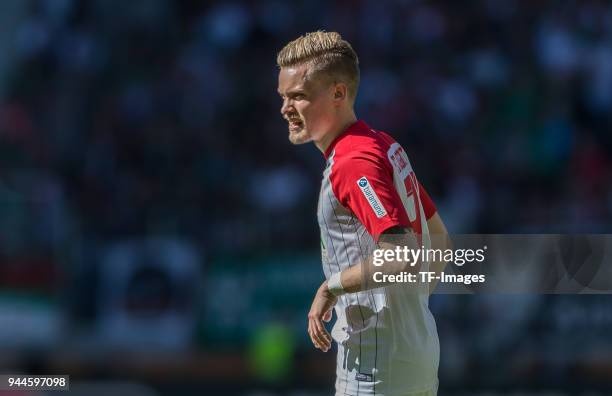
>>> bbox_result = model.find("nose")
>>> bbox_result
[280,97,293,116]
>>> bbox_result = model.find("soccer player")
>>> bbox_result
[277,31,449,396]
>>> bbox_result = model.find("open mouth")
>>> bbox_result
[288,119,303,131]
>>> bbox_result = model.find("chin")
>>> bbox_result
[288,130,312,145]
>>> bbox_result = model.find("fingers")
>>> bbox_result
[307,284,336,352]
[322,308,333,322]
[308,315,332,352]
[313,316,331,350]
[308,318,322,350]
[307,319,321,350]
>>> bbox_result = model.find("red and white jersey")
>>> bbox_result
[318,120,439,395]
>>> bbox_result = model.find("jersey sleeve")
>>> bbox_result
[418,180,437,220]
[329,152,410,240]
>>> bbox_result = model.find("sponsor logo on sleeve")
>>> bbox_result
[357,177,387,218]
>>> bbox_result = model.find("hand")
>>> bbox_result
[307,281,337,352]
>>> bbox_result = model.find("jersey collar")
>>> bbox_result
[323,120,367,159]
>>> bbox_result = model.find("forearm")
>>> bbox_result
[336,260,363,293]
[328,235,422,295]
[427,213,450,293]
[328,214,450,296]
[427,237,450,293]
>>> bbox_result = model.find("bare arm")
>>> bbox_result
[331,225,418,293]
[334,212,449,294]
[307,226,413,352]
[307,213,450,352]
[426,212,450,293]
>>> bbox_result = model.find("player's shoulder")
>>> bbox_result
[330,120,397,168]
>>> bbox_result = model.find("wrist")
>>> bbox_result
[327,272,346,296]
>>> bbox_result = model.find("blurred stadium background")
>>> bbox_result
[0,0,611,395]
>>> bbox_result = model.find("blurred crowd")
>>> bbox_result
[1,0,612,259]
[1,0,612,391]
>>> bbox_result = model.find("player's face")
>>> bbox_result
[278,64,336,145]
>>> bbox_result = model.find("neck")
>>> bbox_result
[314,110,357,154]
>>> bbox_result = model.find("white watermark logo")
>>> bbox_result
[371,245,488,286]
[372,245,487,267]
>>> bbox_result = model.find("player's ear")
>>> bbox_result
[333,83,348,103]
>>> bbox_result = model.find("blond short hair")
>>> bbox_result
[277,31,360,103]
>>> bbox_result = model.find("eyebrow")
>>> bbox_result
[278,88,306,96]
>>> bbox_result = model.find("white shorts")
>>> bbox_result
[334,341,439,396]
[334,384,438,396]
